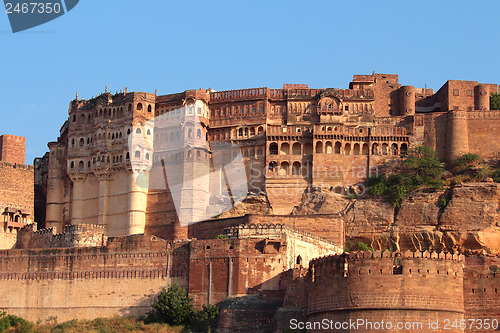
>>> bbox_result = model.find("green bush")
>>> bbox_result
[0,312,32,333]
[188,304,219,333]
[491,92,500,110]
[437,196,449,209]
[344,240,374,252]
[402,146,443,188]
[452,153,481,175]
[368,181,388,196]
[214,234,226,239]
[147,284,194,326]
[367,146,445,208]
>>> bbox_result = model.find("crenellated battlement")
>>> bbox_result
[0,161,34,171]
[224,223,340,249]
[16,223,107,249]
[309,250,465,281]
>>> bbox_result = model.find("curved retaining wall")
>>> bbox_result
[307,250,465,333]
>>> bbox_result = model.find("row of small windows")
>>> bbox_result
[155,128,202,142]
[156,105,204,117]
[212,105,264,118]
[69,153,132,170]
[453,89,473,97]
[212,126,265,141]
[268,161,307,176]
[71,103,152,123]
[269,142,408,156]
[70,127,152,148]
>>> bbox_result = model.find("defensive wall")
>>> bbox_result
[0,161,34,249]
[15,223,107,249]
[187,213,344,245]
[0,234,173,322]
[0,222,341,323]
[306,250,500,333]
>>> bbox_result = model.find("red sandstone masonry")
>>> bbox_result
[188,214,343,245]
[307,250,466,333]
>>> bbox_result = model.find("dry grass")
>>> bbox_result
[29,317,183,333]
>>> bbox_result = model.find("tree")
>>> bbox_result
[189,304,219,332]
[147,284,194,326]
[491,93,500,110]
[402,145,443,188]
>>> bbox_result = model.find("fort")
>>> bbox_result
[0,72,498,332]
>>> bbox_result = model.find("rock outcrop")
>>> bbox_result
[287,183,500,255]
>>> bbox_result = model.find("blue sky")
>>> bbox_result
[1,0,499,162]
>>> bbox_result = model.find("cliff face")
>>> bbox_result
[291,183,500,255]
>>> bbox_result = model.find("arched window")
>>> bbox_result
[268,161,278,172]
[147,129,151,136]
[72,115,76,122]
[269,143,278,155]
[279,162,289,176]
[197,129,202,138]
[250,127,255,136]
[372,143,379,155]
[292,162,301,175]
[188,128,193,138]
[280,142,290,155]
[135,151,141,159]
[362,143,369,155]
[315,141,323,154]
[325,141,333,154]
[382,143,389,155]
[70,161,74,169]
[147,105,152,112]
[238,128,243,137]
[257,126,264,135]
[137,103,143,110]
[400,143,408,155]
[145,153,150,160]
[78,161,84,171]
[136,128,141,134]
[353,143,360,155]
[126,152,130,160]
[296,255,303,266]
[345,143,351,155]
[244,128,249,136]
[79,138,84,146]
[127,128,131,135]
[128,104,132,112]
[292,142,301,155]
[334,142,342,154]
[391,143,398,155]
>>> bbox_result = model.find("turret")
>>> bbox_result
[399,85,415,116]
[474,84,489,110]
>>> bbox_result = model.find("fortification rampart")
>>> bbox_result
[16,223,107,249]
[307,250,465,333]
[0,161,35,249]
[188,214,344,245]
[0,234,179,322]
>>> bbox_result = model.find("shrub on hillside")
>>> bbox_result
[0,312,32,333]
[147,284,194,326]
[188,304,219,333]
[367,146,444,208]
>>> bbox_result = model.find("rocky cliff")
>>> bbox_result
[290,182,500,255]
